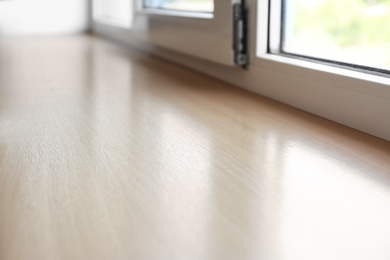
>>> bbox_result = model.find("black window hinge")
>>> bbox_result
[233,0,249,68]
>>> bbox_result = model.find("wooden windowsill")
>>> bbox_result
[0,35,389,260]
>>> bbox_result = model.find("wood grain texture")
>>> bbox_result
[0,35,389,260]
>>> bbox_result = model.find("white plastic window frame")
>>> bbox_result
[93,0,133,28]
[92,0,390,140]
[139,0,213,19]
[248,0,390,140]
[131,0,238,65]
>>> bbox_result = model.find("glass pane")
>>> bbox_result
[283,0,390,71]
[144,0,213,13]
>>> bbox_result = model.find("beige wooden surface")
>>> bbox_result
[0,35,389,260]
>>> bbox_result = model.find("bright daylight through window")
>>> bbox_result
[143,0,214,13]
[282,0,390,71]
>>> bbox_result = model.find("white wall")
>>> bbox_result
[0,0,90,36]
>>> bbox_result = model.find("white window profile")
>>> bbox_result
[253,0,390,140]
[130,0,242,65]
[93,0,133,28]
[92,0,390,141]
[143,0,214,13]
